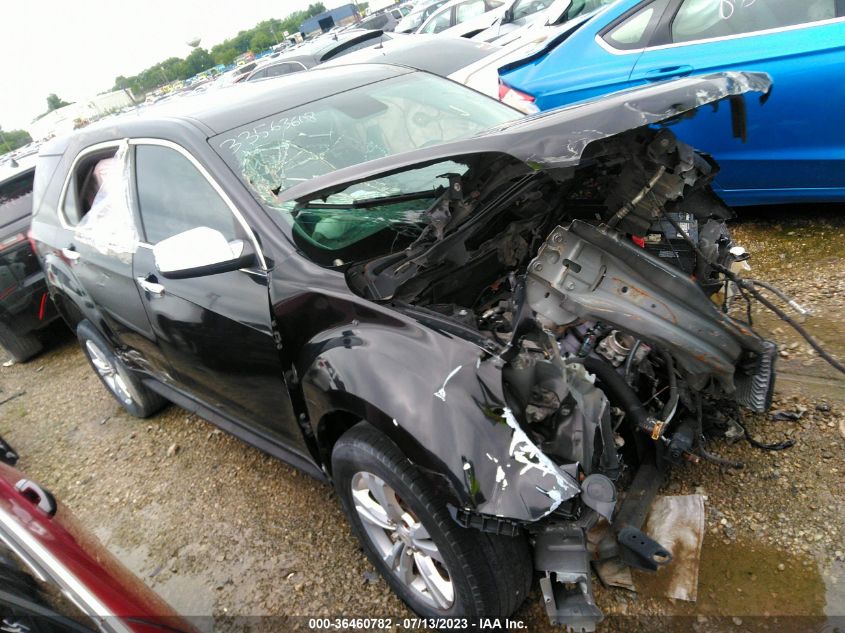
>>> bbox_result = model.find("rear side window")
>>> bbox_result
[421,9,453,32]
[361,14,389,29]
[511,0,552,21]
[267,62,304,77]
[135,144,239,244]
[457,0,487,21]
[0,170,34,227]
[602,0,671,49]
[61,147,120,226]
[672,0,837,43]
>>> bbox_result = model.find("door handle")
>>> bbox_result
[15,479,57,516]
[137,276,166,297]
[61,247,80,261]
[644,65,694,80]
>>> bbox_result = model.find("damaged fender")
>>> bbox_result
[296,303,580,522]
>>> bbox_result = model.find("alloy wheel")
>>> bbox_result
[85,339,133,406]
[350,471,454,610]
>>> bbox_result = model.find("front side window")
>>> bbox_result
[603,0,670,49]
[213,72,518,256]
[672,0,836,43]
[135,145,239,245]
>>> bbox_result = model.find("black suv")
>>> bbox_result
[30,66,777,629]
[0,153,58,361]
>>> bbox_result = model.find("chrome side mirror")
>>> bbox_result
[153,227,256,280]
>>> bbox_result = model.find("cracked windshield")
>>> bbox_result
[213,73,518,251]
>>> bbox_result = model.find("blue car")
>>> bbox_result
[499,0,845,206]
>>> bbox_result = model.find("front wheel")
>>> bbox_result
[77,321,167,418]
[332,422,533,621]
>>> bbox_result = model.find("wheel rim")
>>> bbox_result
[351,471,454,610]
[85,339,133,406]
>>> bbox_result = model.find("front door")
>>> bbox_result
[629,0,845,203]
[129,140,308,454]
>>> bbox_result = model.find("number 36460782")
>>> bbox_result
[219,112,317,153]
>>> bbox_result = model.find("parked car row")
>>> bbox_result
[201,0,845,207]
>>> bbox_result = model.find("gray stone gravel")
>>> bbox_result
[1,208,844,632]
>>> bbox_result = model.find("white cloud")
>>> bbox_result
[0,0,349,131]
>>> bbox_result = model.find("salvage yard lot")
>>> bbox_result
[2,206,844,632]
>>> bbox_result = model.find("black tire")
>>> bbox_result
[332,422,533,622]
[0,322,42,363]
[77,321,167,418]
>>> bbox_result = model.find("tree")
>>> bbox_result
[184,48,215,76]
[108,3,330,96]
[0,126,33,156]
[46,93,71,112]
[249,31,273,53]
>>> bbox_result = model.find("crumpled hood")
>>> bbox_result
[280,71,772,206]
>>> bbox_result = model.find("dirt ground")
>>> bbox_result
[1,206,844,633]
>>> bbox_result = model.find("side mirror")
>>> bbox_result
[153,227,257,280]
[501,8,514,23]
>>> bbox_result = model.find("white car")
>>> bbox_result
[415,0,506,37]
[395,0,450,32]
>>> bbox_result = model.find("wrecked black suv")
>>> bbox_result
[30,65,776,629]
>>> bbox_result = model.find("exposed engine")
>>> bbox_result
[345,126,782,630]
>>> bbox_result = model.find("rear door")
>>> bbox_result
[129,139,307,452]
[56,142,157,359]
[629,0,845,203]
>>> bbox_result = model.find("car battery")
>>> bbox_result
[642,211,698,274]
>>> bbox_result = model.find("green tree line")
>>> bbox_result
[112,3,326,96]
[0,126,33,156]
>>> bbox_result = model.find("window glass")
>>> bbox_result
[135,145,238,244]
[511,0,552,21]
[456,0,487,22]
[62,148,118,226]
[74,145,138,259]
[292,160,467,251]
[0,170,34,226]
[603,0,669,48]
[672,0,835,43]
[421,9,453,32]
[213,73,518,207]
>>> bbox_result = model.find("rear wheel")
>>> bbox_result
[0,322,42,363]
[332,422,533,621]
[77,321,167,418]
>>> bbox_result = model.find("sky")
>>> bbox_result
[0,0,346,132]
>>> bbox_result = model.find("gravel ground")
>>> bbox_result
[1,206,844,632]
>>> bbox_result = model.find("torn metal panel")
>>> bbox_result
[526,220,767,391]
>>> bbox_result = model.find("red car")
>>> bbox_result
[0,437,195,633]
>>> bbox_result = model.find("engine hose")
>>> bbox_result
[747,278,811,316]
[569,355,656,435]
[623,339,642,385]
[736,417,795,451]
[693,392,744,469]
[659,350,679,425]
[657,209,845,376]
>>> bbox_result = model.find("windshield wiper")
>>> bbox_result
[294,188,443,213]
